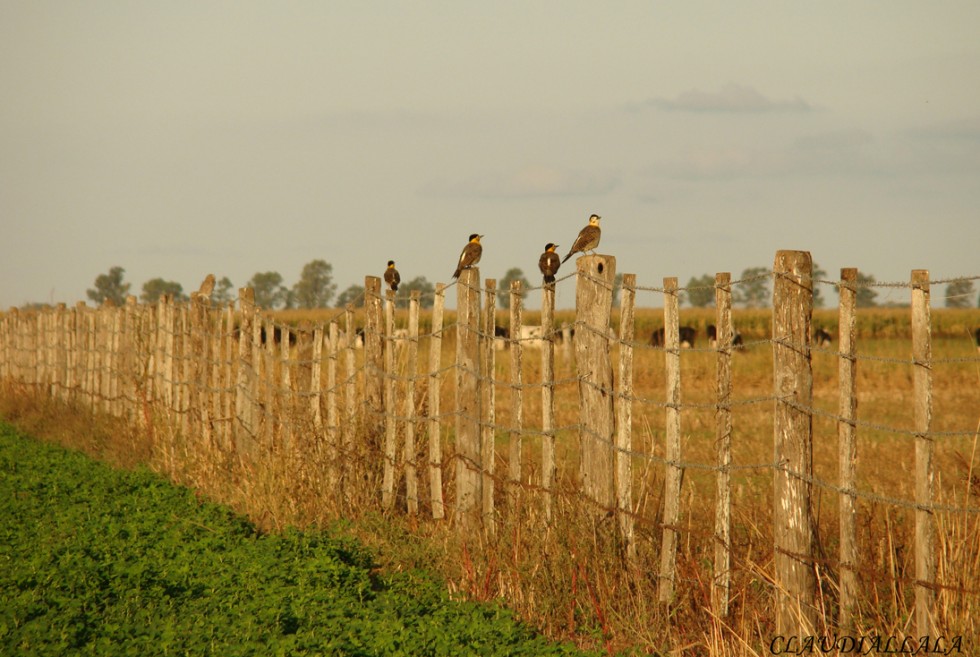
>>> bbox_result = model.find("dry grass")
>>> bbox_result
[2,305,979,655]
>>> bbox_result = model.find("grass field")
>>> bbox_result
[0,420,595,656]
[2,305,978,655]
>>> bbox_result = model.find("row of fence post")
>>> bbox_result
[0,250,941,638]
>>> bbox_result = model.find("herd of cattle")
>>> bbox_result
[235,322,851,352]
[238,324,980,357]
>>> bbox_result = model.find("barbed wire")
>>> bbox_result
[3,278,980,605]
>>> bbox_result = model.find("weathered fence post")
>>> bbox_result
[540,277,557,521]
[382,289,398,511]
[455,267,483,526]
[837,267,859,629]
[428,283,447,519]
[508,280,524,512]
[911,269,936,637]
[482,278,497,532]
[234,288,257,458]
[772,249,817,636]
[713,272,734,618]
[660,276,683,604]
[616,273,637,560]
[574,254,617,512]
[326,320,340,490]
[309,322,324,457]
[342,304,357,507]
[404,290,421,516]
[191,293,212,450]
[364,276,384,449]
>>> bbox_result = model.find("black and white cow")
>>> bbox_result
[649,326,696,348]
[707,324,745,350]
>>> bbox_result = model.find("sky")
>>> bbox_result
[2,2,979,311]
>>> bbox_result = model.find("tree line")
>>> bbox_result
[81,261,979,311]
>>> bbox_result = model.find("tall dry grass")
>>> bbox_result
[2,306,979,654]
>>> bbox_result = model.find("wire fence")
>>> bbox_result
[1,252,979,638]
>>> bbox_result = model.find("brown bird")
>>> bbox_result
[384,260,400,292]
[562,214,601,263]
[197,273,216,297]
[452,234,483,279]
[538,243,561,285]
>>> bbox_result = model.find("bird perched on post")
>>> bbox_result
[452,234,483,279]
[384,260,400,292]
[197,273,216,298]
[562,214,601,264]
[538,243,561,285]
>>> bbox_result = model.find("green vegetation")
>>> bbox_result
[0,421,594,657]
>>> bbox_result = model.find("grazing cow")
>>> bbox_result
[493,325,510,351]
[814,327,833,347]
[707,324,745,350]
[649,326,696,348]
[231,325,297,346]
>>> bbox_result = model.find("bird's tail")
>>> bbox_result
[561,252,573,264]
[452,268,461,279]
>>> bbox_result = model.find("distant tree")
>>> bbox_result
[945,278,975,309]
[733,267,771,308]
[400,276,436,309]
[856,272,878,308]
[497,268,530,310]
[685,274,715,308]
[812,262,828,308]
[87,266,130,306]
[247,271,289,309]
[335,284,365,308]
[292,259,337,309]
[212,276,235,304]
[140,278,187,304]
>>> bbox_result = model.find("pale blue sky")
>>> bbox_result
[2,2,978,310]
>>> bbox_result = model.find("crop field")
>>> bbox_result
[0,421,595,656]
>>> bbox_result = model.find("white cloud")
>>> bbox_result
[634,84,814,114]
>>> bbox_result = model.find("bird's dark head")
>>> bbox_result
[468,233,482,242]
[589,214,601,224]
[545,243,557,252]
[387,260,395,267]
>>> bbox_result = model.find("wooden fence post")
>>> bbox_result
[191,293,212,449]
[713,272,734,618]
[574,254,617,512]
[235,288,256,458]
[342,304,357,508]
[405,290,421,516]
[660,276,683,604]
[455,267,483,526]
[616,273,637,560]
[541,278,557,521]
[364,276,384,450]
[838,267,859,629]
[428,283,447,519]
[482,278,497,532]
[772,249,817,636]
[508,280,524,511]
[382,290,398,511]
[310,323,324,457]
[326,320,340,490]
[911,269,936,637]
